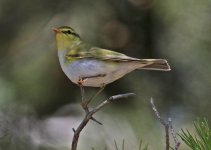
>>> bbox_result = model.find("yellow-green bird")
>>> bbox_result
[53,26,170,87]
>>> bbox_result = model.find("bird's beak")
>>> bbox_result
[52,28,61,33]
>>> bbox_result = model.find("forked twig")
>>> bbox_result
[71,89,135,150]
[150,98,180,150]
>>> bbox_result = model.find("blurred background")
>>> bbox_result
[0,0,211,149]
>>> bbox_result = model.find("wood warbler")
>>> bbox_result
[53,26,170,87]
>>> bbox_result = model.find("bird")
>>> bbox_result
[53,26,170,88]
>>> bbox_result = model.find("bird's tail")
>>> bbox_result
[138,59,171,71]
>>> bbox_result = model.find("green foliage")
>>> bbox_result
[179,118,211,150]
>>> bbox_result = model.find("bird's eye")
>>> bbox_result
[67,30,71,34]
[62,30,72,34]
[61,29,80,38]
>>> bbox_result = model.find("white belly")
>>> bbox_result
[58,52,138,87]
[62,59,134,87]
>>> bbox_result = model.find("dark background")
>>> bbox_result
[0,0,211,149]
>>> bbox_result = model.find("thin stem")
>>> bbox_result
[168,118,180,150]
[150,98,180,150]
[71,92,135,150]
[165,126,170,150]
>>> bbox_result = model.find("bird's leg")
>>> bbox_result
[77,77,104,125]
[77,78,89,111]
[87,84,106,105]
[78,74,106,107]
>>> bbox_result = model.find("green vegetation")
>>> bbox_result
[179,119,211,150]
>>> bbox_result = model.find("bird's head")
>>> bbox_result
[53,26,81,51]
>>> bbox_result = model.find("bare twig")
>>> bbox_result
[150,99,170,150]
[150,99,169,127]
[150,98,180,150]
[80,85,102,125]
[71,91,135,150]
[168,118,180,150]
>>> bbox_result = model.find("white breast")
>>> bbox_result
[58,51,138,87]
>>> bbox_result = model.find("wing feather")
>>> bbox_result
[66,44,141,62]
[65,43,170,71]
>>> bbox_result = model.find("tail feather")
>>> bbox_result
[138,59,171,71]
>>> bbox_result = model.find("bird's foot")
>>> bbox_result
[78,77,89,109]
[77,78,87,87]
[78,77,103,125]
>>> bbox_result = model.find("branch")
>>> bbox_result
[150,98,180,150]
[71,92,135,150]
[168,118,180,150]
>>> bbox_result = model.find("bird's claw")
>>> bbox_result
[77,78,87,87]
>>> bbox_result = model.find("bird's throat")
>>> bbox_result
[56,34,81,51]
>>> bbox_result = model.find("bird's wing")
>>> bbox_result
[66,44,170,71]
[66,44,140,62]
